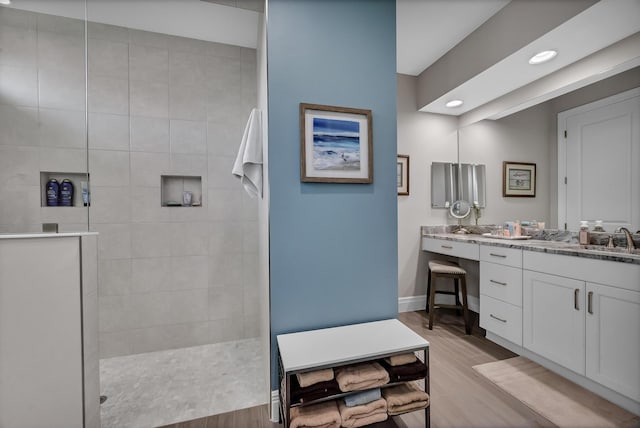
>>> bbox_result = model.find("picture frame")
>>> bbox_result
[503,161,536,197]
[300,103,373,183]
[397,155,409,195]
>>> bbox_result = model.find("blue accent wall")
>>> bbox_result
[267,0,398,388]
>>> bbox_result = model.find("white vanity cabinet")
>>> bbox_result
[479,246,523,345]
[523,270,585,374]
[523,251,640,403]
[585,282,640,402]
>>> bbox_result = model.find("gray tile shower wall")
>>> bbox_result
[0,7,259,357]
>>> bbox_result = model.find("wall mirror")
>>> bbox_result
[431,162,486,209]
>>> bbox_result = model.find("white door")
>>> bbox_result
[558,88,640,232]
[523,270,585,375]
[586,282,640,402]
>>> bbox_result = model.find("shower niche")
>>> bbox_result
[161,175,202,207]
[40,172,89,208]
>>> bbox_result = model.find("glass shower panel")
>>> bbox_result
[0,3,89,233]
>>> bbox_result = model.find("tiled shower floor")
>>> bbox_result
[99,338,267,428]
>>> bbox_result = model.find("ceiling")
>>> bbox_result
[397,0,640,119]
[396,0,509,76]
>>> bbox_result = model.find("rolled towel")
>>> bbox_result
[296,368,335,388]
[379,359,427,383]
[290,400,341,428]
[382,382,430,416]
[343,388,381,407]
[335,362,390,392]
[338,398,387,428]
[384,353,416,366]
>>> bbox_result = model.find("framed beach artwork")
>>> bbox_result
[300,103,373,183]
[397,155,409,195]
[503,161,536,197]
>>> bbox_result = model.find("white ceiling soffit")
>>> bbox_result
[4,0,259,48]
[396,0,509,76]
[420,0,640,116]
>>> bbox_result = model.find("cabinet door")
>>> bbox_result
[586,282,640,402]
[523,270,585,375]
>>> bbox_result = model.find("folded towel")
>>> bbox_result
[290,400,341,428]
[291,375,341,404]
[232,108,263,198]
[338,397,387,420]
[343,388,381,407]
[297,368,334,388]
[338,398,387,428]
[382,382,430,416]
[380,359,427,383]
[335,362,390,392]
[384,353,416,366]
[342,411,387,428]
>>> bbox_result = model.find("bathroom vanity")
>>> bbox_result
[0,233,99,428]
[422,231,640,415]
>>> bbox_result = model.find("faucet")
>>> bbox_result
[615,227,636,251]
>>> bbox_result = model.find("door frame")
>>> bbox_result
[557,87,640,230]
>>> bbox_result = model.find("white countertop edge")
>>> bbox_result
[0,232,98,240]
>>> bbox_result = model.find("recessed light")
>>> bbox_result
[0,0,11,5]
[529,50,557,65]
[445,99,463,108]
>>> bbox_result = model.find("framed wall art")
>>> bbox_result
[503,161,536,197]
[300,103,373,183]
[397,155,409,195]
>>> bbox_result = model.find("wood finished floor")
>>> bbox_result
[160,310,555,428]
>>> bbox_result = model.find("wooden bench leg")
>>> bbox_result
[454,278,461,316]
[425,270,431,313]
[428,271,437,330]
[460,275,471,335]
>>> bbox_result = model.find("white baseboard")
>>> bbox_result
[270,390,280,423]
[399,294,480,313]
[398,295,426,312]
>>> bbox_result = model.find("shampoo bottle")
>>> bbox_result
[46,179,59,206]
[60,179,74,207]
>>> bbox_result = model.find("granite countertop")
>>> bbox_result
[421,226,640,265]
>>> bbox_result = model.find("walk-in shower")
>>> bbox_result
[0,1,266,426]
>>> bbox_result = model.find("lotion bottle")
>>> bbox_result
[579,221,590,245]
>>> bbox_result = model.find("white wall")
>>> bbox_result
[397,74,457,301]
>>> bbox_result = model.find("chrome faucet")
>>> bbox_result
[615,227,636,251]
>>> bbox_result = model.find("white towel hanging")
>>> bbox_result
[232,108,263,198]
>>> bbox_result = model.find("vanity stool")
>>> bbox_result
[426,260,471,334]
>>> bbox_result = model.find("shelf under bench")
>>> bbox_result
[277,319,430,428]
